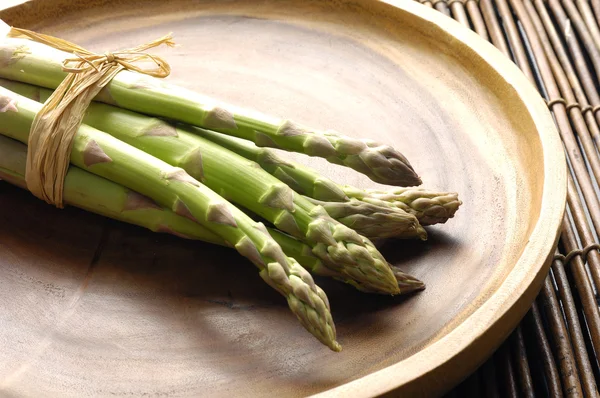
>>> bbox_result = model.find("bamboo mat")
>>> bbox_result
[418,0,600,396]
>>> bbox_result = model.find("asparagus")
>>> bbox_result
[304,197,427,240]
[2,79,404,295]
[0,87,341,351]
[179,127,462,226]
[0,134,425,294]
[0,37,421,186]
[341,186,462,226]
[0,133,226,245]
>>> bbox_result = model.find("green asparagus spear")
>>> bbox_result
[1,79,404,295]
[0,87,341,351]
[340,186,462,226]
[303,197,427,240]
[0,133,424,294]
[177,126,462,226]
[0,37,421,186]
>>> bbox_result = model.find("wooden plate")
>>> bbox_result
[0,0,566,396]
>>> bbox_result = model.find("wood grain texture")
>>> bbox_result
[0,0,566,397]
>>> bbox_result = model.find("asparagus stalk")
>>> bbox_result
[2,79,406,295]
[0,87,341,351]
[179,127,462,226]
[341,186,462,226]
[0,133,226,245]
[0,37,421,186]
[303,197,427,240]
[0,133,425,294]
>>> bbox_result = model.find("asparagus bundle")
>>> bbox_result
[0,87,340,351]
[0,134,425,294]
[0,37,421,186]
[0,78,418,295]
[0,26,463,352]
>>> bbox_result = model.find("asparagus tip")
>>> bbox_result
[330,341,343,352]
[390,265,426,295]
[417,225,428,241]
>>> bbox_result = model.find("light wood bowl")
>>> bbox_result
[0,0,566,396]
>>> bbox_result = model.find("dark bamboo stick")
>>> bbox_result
[538,278,585,397]
[551,248,600,397]
[481,358,501,398]
[496,343,520,398]
[457,369,483,397]
[570,270,600,386]
[512,325,537,397]
[525,301,564,397]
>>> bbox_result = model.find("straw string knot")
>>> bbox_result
[5,26,176,208]
[104,52,115,63]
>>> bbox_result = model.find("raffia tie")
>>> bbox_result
[6,27,176,208]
